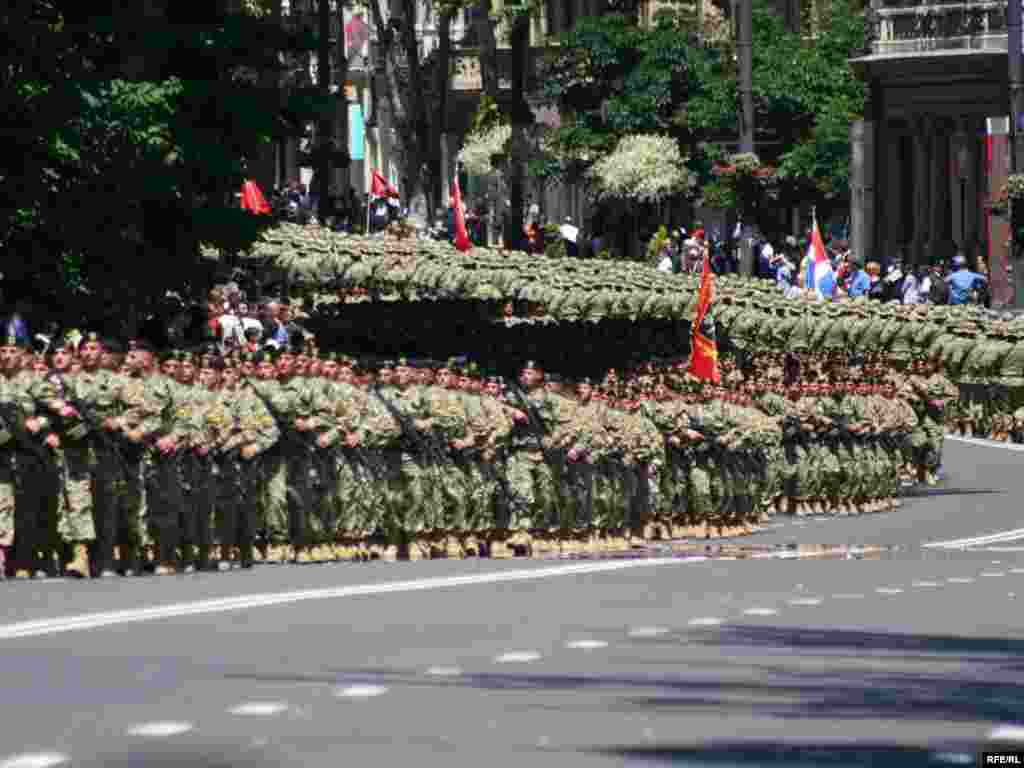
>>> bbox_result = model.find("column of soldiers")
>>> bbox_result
[0,331,939,581]
[713,286,1024,443]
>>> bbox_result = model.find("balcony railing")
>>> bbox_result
[864,0,1012,56]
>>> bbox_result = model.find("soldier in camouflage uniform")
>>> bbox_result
[216,354,279,569]
[47,339,96,577]
[10,340,64,577]
[505,361,555,554]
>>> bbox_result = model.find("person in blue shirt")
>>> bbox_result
[846,259,871,298]
[944,254,987,305]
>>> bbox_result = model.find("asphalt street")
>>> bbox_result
[2,437,1024,768]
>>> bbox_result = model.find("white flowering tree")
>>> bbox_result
[588,134,689,203]
[457,123,512,177]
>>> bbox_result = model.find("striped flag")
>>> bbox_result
[803,217,836,300]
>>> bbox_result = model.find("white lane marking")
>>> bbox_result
[1013,569,1024,575]
[831,593,865,599]
[628,626,670,638]
[875,587,904,595]
[126,722,194,737]
[925,527,1024,550]
[989,725,1024,741]
[911,581,941,588]
[566,640,608,650]
[946,434,1024,452]
[742,608,779,617]
[974,547,1024,553]
[687,617,723,627]
[425,666,462,676]
[334,685,388,698]
[0,557,708,641]
[947,577,975,584]
[993,561,1003,564]
[495,652,541,663]
[788,598,823,606]
[981,572,1006,577]
[228,702,288,716]
[0,754,70,768]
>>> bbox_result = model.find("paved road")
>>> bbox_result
[2,438,1024,768]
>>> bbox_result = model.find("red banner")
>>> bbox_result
[371,170,398,199]
[452,176,472,253]
[687,249,720,383]
[240,180,271,215]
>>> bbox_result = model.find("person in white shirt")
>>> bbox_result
[657,251,673,272]
[218,301,245,353]
[239,302,263,340]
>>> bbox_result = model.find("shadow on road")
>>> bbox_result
[588,741,972,767]
[224,623,1024,727]
[900,487,1004,499]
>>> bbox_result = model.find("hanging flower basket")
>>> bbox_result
[1007,173,1024,200]
[988,187,1009,218]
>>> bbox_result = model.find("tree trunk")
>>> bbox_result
[316,0,332,220]
[473,0,500,104]
[429,9,453,218]
[504,11,531,253]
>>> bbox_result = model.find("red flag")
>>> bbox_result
[371,170,398,199]
[687,248,720,383]
[240,180,271,215]
[452,176,471,253]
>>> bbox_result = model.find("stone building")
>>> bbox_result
[849,1,1016,304]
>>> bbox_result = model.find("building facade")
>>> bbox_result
[850,0,1016,304]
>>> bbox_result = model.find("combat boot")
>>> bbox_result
[238,540,255,569]
[216,544,232,571]
[64,543,91,579]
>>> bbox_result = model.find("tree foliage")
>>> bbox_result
[541,0,865,206]
[0,1,319,322]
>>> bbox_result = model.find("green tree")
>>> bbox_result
[0,0,327,327]
[540,0,865,232]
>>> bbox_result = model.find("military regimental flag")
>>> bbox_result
[371,170,398,199]
[688,247,720,383]
[452,176,472,253]
[240,180,271,215]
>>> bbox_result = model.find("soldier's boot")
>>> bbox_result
[963,420,975,438]
[239,539,255,569]
[64,542,91,579]
[0,545,6,580]
[293,545,312,565]
[179,543,196,574]
[215,544,232,571]
[916,465,928,485]
[811,498,825,516]
[120,543,141,577]
[194,543,210,572]
[32,548,52,580]
[777,497,790,515]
